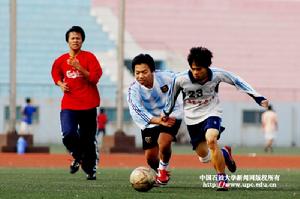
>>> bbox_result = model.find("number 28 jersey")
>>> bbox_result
[164,67,266,125]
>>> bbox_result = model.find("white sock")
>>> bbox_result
[158,160,169,170]
[199,150,211,163]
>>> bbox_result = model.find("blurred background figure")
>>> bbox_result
[97,107,108,137]
[19,97,37,134]
[261,105,278,153]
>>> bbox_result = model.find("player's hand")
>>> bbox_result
[161,116,168,122]
[160,116,176,127]
[58,81,69,92]
[67,57,90,78]
[67,57,81,70]
[260,99,269,109]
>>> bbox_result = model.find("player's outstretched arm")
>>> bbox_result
[215,68,268,108]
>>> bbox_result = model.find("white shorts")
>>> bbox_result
[19,121,32,134]
[264,132,275,140]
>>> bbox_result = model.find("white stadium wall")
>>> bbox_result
[1,98,299,147]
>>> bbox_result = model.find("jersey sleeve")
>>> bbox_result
[51,57,64,85]
[216,68,267,105]
[163,74,182,116]
[127,84,154,130]
[87,53,102,85]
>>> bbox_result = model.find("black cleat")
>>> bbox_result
[86,173,96,180]
[216,173,229,191]
[222,146,237,173]
[70,160,80,174]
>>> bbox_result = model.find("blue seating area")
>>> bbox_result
[0,0,115,97]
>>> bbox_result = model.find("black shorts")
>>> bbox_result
[187,116,225,150]
[141,119,182,150]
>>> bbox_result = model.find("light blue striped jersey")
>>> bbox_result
[164,67,266,125]
[127,70,183,130]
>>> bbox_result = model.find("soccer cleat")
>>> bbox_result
[86,172,96,180]
[70,159,80,174]
[222,146,237,173]
[152,170,161,187]
[216,173,229,191]
[217,180,229,191]
[156,169,170,185]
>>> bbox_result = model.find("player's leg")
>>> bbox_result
[19,121,28,134]
[266,138,273,153]
[144,147,159,171]
[156,120,182,185]
[187,120,210,163]
[269,138,274,152]
[79,108,98,180]
[206,129,229,191]
[156,132,173,185]
[205,129,225,173]
[141,127,160,171]
[264,133,272,152]
[28,124,33,134]
[264,134,268,152]
[60,110,82,174]
[187,121,226,190]
[157,133,173,167]
[195,141,211,163]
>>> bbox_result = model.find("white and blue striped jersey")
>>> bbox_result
[127,70,183,130]
[164,67,266,125]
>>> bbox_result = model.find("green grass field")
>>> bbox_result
[0,168,299,199]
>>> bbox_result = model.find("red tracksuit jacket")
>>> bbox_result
[51,50,102,110]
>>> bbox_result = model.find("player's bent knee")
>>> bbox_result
[205,129,219,145]
[206,138,217,149]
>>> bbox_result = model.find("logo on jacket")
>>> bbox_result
[144,136,152,144]
[66,70,82,79]
[160,85,169,93]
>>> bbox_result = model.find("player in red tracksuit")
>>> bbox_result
[51,26,102,180]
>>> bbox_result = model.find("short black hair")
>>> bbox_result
[65,26,85,42]
[187,47,213,68]
[131,54,155,73]
[25,97,31,103]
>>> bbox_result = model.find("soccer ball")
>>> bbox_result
[129,166,156,192]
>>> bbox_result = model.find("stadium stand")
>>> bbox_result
[0,0,123,144]
[0,0,115,98]
[1,0,300,146]
[91,0,300,147]
[92,0,300,101]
